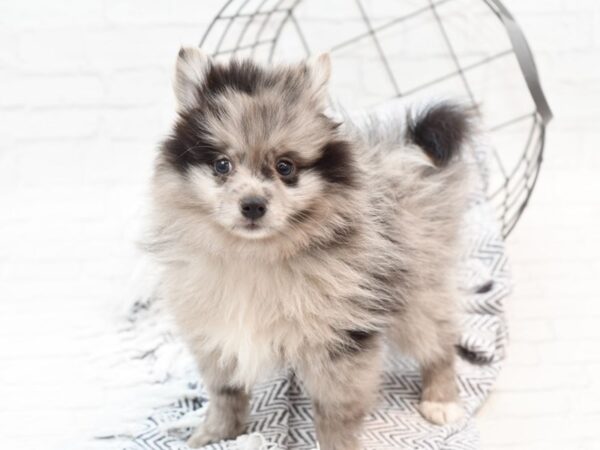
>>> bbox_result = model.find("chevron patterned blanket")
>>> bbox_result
[98,139,509,450]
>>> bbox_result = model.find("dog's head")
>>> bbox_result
[154,48,362,257]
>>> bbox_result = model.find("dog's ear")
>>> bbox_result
[307,53,331,104]
[174,47,211,112]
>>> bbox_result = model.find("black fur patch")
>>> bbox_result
[200,60,308,106]
[347,329,376,348]
[217,386,244,396]
[311,140,357,187]
[162,110,224,174]
[476,280,494,294]
[202,60,275,96]
[407,102,471,167]
[329,329,379,359]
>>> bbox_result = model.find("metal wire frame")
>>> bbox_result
[199,0,552,238]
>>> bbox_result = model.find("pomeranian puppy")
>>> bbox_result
[148,47,472,450]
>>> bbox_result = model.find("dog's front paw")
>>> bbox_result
[187,423,241,448]
[418,401,464,425]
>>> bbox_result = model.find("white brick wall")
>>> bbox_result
[1,0,599,448]
[476,3,600,447]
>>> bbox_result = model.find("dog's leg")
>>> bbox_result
[418,353,464,425]
[297,338,383,450]
[388,290,464,425]
[187,352,250,448]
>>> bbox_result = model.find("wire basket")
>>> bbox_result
[199,0,552,237]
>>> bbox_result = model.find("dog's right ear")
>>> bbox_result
[174,47,211,112]
[307,53,331,105]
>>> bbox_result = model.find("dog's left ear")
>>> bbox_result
[174,46,211,112]
[307,53,331,103]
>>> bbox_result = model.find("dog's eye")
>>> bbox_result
[214,158,232,175]
[275,159,294,177]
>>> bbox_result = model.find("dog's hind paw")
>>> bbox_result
[418,401,464,425]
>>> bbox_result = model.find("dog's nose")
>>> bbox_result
[240,196,267,220]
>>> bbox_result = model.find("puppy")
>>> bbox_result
[148,47,472,450]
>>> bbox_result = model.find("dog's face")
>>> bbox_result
[157,48,359,250]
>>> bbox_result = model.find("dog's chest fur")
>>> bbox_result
[164,248,366,386]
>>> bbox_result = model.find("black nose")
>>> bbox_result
[240,196,267,220]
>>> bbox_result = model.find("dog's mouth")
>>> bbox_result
[231,220,272,238]
[243,221,261,231]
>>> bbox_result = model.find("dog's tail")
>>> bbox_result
[407,102,473,167]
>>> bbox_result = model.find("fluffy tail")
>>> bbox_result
[407,102,473,167]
